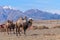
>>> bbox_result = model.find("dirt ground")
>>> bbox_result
[0,28,60,40]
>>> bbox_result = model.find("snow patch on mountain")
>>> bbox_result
[3,6,17,10]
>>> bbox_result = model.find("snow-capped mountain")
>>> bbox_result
[0,6,24,23]
[24,9,60,20]
[0,6,60,24]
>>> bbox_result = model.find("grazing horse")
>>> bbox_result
[6,20,15,34]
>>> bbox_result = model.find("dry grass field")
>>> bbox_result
[0,29,60,40]
[32,20,60,28]
[0,20,60,40]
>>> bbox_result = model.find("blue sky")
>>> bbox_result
[0,0,60,14]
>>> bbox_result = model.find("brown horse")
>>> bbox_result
[5,20,15,34]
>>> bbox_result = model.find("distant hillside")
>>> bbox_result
[0,6,24,23]
[0,6,60,23]
[24,9,60,20]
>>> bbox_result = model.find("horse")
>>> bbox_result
[5,20,15,35]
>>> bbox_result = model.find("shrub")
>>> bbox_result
[53,26,60,28]
[32,25,49,30]
[33,26,38,30]
[38,26,49,29]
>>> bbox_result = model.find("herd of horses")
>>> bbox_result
[0,16,33,36]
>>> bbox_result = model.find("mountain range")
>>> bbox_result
[0,6,60,23]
